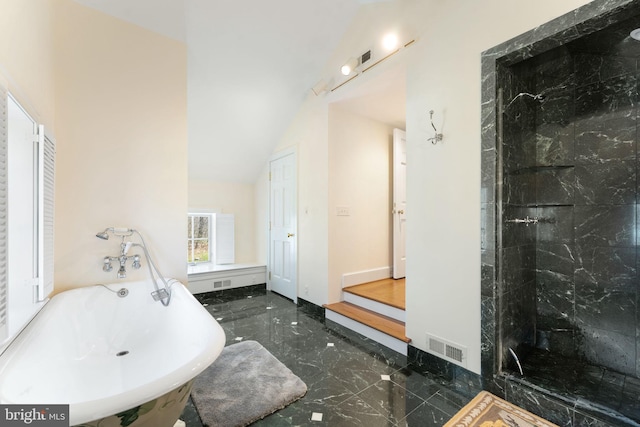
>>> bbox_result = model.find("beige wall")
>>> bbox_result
[53,1,188,290]
[263,0,594,374]
[0,1,55,129]
[188,179,257,263]
[328,106,394,295]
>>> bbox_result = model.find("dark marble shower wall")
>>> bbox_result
[498,60,539,368]
[498,18,640,377]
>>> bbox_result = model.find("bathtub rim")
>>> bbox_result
[0,298,49,357]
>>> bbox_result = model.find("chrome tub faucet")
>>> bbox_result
[100,236,141,279]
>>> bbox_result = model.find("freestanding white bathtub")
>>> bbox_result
[0,279,225,426]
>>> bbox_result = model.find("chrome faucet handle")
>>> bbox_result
[103,257,113,272]
[117,265,127,279]
[132,255,141,269]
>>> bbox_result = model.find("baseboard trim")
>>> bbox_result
[342,267,391,288]
[408,345,481,385]
[297,298,325,322]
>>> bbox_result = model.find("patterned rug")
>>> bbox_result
[191,340,307,427]
[444,391,559,427]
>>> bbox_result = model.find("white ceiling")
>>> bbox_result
[73,0,188,42]
[73,0,403,183]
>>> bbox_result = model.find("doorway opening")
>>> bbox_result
[324,63,408,351]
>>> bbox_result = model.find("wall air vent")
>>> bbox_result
[426,333,467,368]
[213,279,233,289]
[446,345,464,363]
[429,337,445,355]
[361,50,371,64]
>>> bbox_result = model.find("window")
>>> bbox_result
[187,214,211,263]
[0,86,55,346]
[187,212,235,265]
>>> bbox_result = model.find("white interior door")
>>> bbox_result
[392,128,406,279]
[269,151,297,301]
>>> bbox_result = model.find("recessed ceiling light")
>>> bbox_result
[630,28,640,41]
[382,33,399,51]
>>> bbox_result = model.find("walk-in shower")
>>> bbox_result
[498,13,640,376]
[482,2,640,425]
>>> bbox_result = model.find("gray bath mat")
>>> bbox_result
[191,340,307,427]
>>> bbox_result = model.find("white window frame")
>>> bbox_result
[0,81,54,347]
[188,212,213,265]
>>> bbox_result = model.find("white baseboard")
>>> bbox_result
[342,267,391,288]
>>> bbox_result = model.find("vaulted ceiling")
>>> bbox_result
[73,0,402,183]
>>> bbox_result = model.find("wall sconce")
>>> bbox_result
[341,58,359,76]
[428,110,443,144]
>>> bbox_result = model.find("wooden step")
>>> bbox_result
[343,278,405,310]
[324,302,411,343]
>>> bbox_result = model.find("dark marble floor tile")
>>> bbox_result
[389,369,442,401]
[301,371,358,406]
[354,379,426,424]
[182,287,633,426]
[193,283,267,301]
[181,397,203,427]
[323,356,395,395]
[325,394,395,426]
[396,401,452,427]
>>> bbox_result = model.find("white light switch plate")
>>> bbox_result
[336,206,350,216]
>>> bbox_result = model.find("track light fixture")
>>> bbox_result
[311,79,330,96]
[311,30,415,95]
[341,58,359,76]
[382,33,399,51]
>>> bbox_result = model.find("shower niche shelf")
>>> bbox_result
[507,165,574,175]
[523,203,574,208]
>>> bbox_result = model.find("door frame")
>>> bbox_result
[392,128,406,279]
[267,146,297,303]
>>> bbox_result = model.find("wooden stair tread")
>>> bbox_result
[324,302,411,343]
[343,278,406,310]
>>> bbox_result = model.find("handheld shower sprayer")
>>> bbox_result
[96,229,110,240]
[95,227,134,240]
